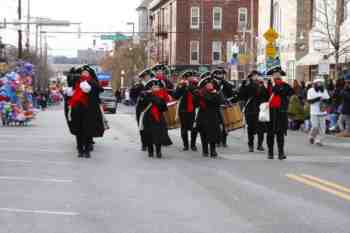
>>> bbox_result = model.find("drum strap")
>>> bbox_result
[242,97,254,114]
[175,97,182,121]
[139,103,152,131]
[193,108,200,129]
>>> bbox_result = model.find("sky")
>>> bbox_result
[0,0,140,57]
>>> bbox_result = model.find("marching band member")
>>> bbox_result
[211,68,239,147]
[139,79,172,158]
[197,75,224,158]
[136,69,155,151]
[173,70,200,151]
[239,70,269,152]
[152,64,175,92]
[67,66,105,158]
[266,66,294,160]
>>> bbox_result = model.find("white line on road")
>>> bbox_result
[0,176,73,183]
[0,208,79,216]
[0,159,74,166]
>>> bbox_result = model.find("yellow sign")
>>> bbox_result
[266,43,277,58]
[0,63,8,73]
[264,28,279,42]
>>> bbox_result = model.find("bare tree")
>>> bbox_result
[313,0,349,78]
[100,41,147,91]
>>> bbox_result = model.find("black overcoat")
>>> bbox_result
[69,80,105,137]
[173,86,199,130]
[141,94,172,146]
[267,83,294,134]
[197,92,223,143]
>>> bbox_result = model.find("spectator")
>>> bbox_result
[307,78,330,146]
[336,74,350,137]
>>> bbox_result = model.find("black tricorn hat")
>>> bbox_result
[151,64,169,73]
[181,70,200,79]
[200,71,212,80]
[138,69,155,79]
[211,68,227,79]
[77,65,98,80]
[144,78,166,90]
[266,66,286,76]
[247,70,262,79]
[198,77,218,89]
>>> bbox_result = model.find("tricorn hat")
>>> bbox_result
[144,78,166,90]
[198,77,218,89]
[247,70,262,79]
[181,70,200,79]
[266,66,286,76]
[211,68,227,79]
[200,71,211,80]
[138,69,155,79]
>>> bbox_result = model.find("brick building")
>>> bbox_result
[147,0,258,74]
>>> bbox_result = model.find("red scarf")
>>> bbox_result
[199,89,207,110]
[186,92,194,113]
[150,89,171,122]
[269,79,284,109]
[68,75,92,108]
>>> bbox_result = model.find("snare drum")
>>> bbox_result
[222,104,244,132]
[163,101,180,129]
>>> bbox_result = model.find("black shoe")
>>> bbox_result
[191,145,197,151]
[142,145,147,151]
[257,145,265,151]
[156,152,162,158]
[202,152,209,157]
[84,152,91,158]
[86,143,94,152]
[183,146,189,151]
[249,145,254,153]
[148,153,154,158]
[278,151,286,160]
[222,143,228,148]
[211,151,218,158]
[78,152,84,158]
[268,150,274,159]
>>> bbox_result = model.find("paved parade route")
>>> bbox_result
[0,106,349,233]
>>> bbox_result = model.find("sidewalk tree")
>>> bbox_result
[100,41,147,91]
[314,0,350,78]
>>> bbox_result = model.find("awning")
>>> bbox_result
[297,51,348,66]
[296,51,325,66]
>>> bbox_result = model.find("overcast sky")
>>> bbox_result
[0,0,140,57]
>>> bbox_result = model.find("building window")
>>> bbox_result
[238,8,248,31]
[287,61,296,80]
[190,7,200,29]
[190,41,199,64]
[212,41,222,64]
[312,0,316,27]
[213,7,222,30]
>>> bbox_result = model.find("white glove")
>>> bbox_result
[64,87,74,97]
[80,81,91,93]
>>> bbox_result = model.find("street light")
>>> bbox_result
[126,22,135,39]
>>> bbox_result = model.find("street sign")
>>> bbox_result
[318,61,330,75]
[100,34,130,41]
[266,43,277,58]
[263,28,279,42]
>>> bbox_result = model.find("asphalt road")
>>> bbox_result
[0,105,349,233]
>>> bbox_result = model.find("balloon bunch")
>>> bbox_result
[0,62,36,126]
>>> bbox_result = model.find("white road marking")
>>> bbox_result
[0,176,73,183]
[0,208,79,216]
[0,159,74,166]
[0,148,67,153]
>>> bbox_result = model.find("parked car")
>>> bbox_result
[100,87,117,114]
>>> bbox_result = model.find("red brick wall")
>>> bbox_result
[174,0,258,65]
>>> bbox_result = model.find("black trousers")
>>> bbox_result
[246,114,265,147]
[76,134,88,153]
[181,127,198,148]
[267,131,285,155]
[140,130,146,148]
[199,131,216,155]
[147,144,161,155]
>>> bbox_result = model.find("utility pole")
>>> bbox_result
[270,0,274,28]
[250,0,255,69]
[18,0,23,59]
[26,0,30,53]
